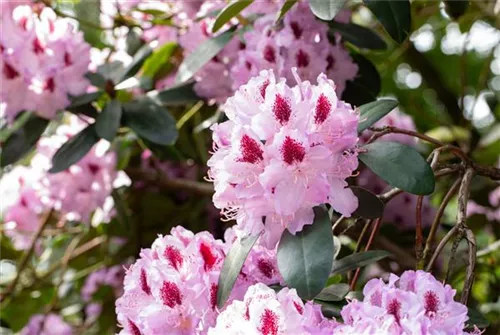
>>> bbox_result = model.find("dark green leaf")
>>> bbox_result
[315,283,350,302]
[364,0,411,44]
[276,0,298,22]
[331,250,391,276]
[277,207,334,300]
[126,29,144,55]
[176,29,236,84]
[329,21,387,50]
[358,99,399,132]
[1,115,49,167]
[95,100,122,141]
[351,186,385,219]
[467,308,490,328]
[217,232,261,308]
[317,301,342,318]
[141,42,178,79]
[212,0,253,33]
[149,82,200,105]
[97,61,126,83]
[342,54,380,106]
[123,99,178,145]
[86,72,107,88]
[111,189,130,231]
[66,103,99,119]
[67,91,103,109]
[120,44,154,83]
[309,0,347,20]
[74,0,107,49]
[359,141,435,195]
[49,124,99,173]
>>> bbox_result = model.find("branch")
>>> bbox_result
[125,168,215,196]
[415,196,424,264]
[1,209,54,302]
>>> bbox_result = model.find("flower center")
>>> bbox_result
[296,49,310,68]
[257,259,275,279]
[315,94,332,124]
[281,136,306,165]
[273,94,291,125]
[160,281,182,308]
[263,45,276,63]
[200,242,218,271]
[259,309,279,335]
[164,246,183,270]
[139,268,151,295]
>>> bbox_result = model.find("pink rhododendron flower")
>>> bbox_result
[82,265,126,321]
[0,5,90,122]
[208,283,339,335]
[20,313,72,335]
[208,69,359,248]
[337,270,478,335]
[115,226,282,335]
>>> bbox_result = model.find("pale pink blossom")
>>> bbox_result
[20,313,72,335]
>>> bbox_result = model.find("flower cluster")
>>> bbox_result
[0,117,120,250]
[20,313,72,335]
[115,225,282,335]
[82,265,126,321]
[337,270,475,334]
[208,69,359,248]
[179,0,357,103]
[208,283,338,334]
[358,109,435,229]
[1,5,90,122]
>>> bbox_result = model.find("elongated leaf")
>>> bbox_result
[315,283,350,302]
[276,0,298,22]
[309,0,347,20]
[212,0,253,33]
[329,21,387,50]
[364,0,411,44]
[217,232,261,308]
[342,54,380,106]
[141,42,178,79]
[358,99,398,132]
[467,308,490,328]
[331,250,391,276]
[176,29,235,84]
[318,301,342,318]
[359,141,435,195]
[49,124,99,173]
[351,186,385,219]
[1,115,49,167]
[123,99,178,145]
[95,100,122,141]
[85,72,107,88]
[149,82,200,106]
[120,44,153,82]
[67,91,103,109]
[277,207,334,300]
[74,0,107,49]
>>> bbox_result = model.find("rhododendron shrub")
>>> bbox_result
[1,0,499,334]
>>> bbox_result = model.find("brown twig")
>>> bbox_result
[420,177,461,269]
[350,217,382,290]
[125,168,215,196]
[1,209,54,302]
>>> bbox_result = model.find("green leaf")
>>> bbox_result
[74,0,107,49]
[467,308,490,328]
[67,91,103,109]
[315,283,350,302]
[123,99,178,145]
[330,250,391,276]
[217,232,261,308]
[120,44,154,82]
[364,0,411,44]
[276,0,298,22]
[309,0,347,20]
[351,186,385,219]
[176,29,236,84]
[141,42,178,79]
[342,54,380,106]
[359,141,435,195]
[97,61,126,83]
[212,0,253,33]
[86,72,107,88]
[126,29,144,56]
[444,0,469,20]
[149,82,200,106]
[95,100,122,141]
[49,124,100,173]
[317,301,342,318]
[358,99,398,132]
[1,115,49,167]
[329,21,387,50]
[277,207,334,300]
